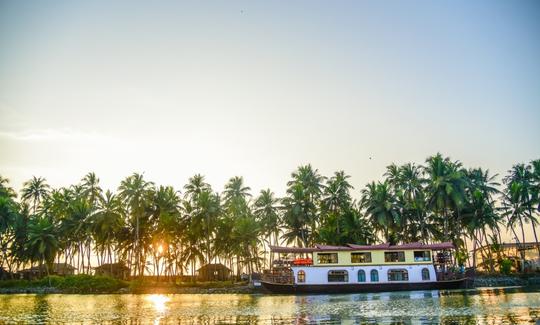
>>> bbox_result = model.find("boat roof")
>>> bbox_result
[270,242,454,253]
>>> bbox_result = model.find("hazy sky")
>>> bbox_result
[1,0,539,199]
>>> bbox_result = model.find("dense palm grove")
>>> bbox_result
[0,153,539,279]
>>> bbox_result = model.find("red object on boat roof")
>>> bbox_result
[293,258,313,266]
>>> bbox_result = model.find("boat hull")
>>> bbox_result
[261,278,469,294]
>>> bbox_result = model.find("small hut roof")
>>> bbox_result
[197,263,231,272]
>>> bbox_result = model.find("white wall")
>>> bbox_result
[291,265,436,285]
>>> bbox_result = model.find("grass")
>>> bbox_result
[0,276,249,294]
[0,275,129,293]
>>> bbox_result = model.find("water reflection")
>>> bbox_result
[146,294,170,313]
[0,288,538,324]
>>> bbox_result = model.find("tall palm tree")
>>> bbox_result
[463,168,500,271]
[319,171,354,243]
[503,164,540,257]
[21,176,50,214]
[118,173,155,276]
[385,163,430,243]
[282,183,311,247]
[360,181,401,244]
[152,185,182,279]
[424,154,467,245]
[26,217,59,285]
[81,172,102,205]
[287,165,325,244]
[184,174,210,202]
[90,190,125,268]
[253,189,281,247]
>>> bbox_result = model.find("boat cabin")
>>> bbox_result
[264,242,459,287]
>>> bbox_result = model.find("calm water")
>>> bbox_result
[0,287,539,324]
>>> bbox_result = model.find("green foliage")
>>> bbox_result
[1,154,539,280]
[0,275,128,293]
[500,259,513,275]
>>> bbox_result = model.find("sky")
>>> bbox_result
[1,0,539,203]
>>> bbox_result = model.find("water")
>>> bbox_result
[0,287,539,324]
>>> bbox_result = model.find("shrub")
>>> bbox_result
[500,259,513,275]
[59,274,128,293]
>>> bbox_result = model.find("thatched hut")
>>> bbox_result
[18,263,76,280]
[93,262,130,279]
[196,263,231,281]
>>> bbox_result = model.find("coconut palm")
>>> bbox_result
[463,168,501,271]
[81,172,102,205]
[26,217,59,285]
[21,176,50,214]
[253,189,281,247]
[282,183,311,247]
[287,165,325,244]
[90,190,125,268]
[118,173,155,276]
[360,181,401,244]
[424,154,467,245]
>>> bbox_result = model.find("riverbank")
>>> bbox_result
[473,274,540,287]
[2,274,540,294]
[0,275,256,294]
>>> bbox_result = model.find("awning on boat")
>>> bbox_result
[270,242,454,253]
[269,246,316,253]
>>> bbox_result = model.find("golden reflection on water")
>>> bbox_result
[146,294,170,313]
[145,294,171,324]
[0,289,539,324]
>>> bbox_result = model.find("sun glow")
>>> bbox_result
[146,294,170,313]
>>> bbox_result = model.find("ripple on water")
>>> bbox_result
[0,288,539,324]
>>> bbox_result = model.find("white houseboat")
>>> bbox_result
[261,242,468,293]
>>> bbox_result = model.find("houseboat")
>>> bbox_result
[261,242,468,293]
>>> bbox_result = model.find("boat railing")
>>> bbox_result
[262,271,295,284]
[436,271,466,281]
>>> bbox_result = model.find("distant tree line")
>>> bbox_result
[0,153,538,278]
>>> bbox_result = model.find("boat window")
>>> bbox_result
[297,270,306,283]
[328,270,348,282]
[370,269,379,282]
[384,251,405,262]
[357,270,366,282]
[414,251,431,262]
[388,269,409,281]
[317,253,338,264]
[351,252,372,263]
[421,268,430,280]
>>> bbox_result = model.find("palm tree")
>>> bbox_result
[360,181,401,244]
[152,185,182,279]
[118,173,155,277]
[184,174,210,202]
[21,176,50,214]
[282,183,311,247]
[463,168,500,271]
[90,190,125,269]
[0,175,16,198]
[287,165,325,244]
[81,172,102,205]
[319,171,354,243]
[253,189,281,247]
[385,163,430,243]
[424,154,467,245]
[503,163,540,256]
[26,217,59,285]
[223,176,251,205]
[231,215,262,280]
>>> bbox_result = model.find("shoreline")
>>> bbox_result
[2,275,540,295]
[0,285,259,295]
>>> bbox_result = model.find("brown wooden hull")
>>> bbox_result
[261,278,469,294]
